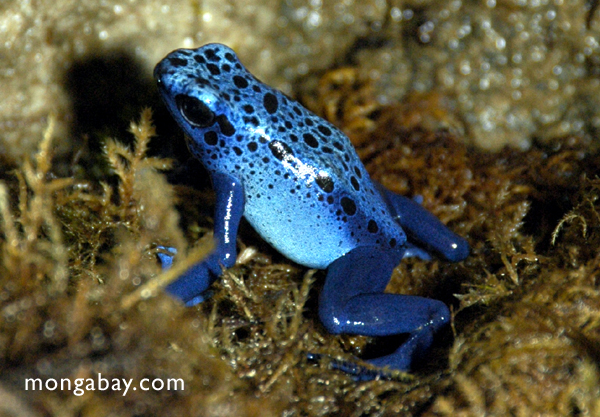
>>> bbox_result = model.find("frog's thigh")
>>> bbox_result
[376,183,469,262]
[318,245,450,370]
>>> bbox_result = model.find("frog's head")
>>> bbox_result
[154,44,248,155]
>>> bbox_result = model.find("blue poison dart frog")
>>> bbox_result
[154,43,469,378]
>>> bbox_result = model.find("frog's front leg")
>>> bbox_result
[160,171,244,306]
[376,183,470,262]
[319,246,450,372]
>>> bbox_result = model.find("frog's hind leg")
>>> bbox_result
[318,246,451,373]
[375,182,469,262]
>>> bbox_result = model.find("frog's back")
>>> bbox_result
[155,44,407,268]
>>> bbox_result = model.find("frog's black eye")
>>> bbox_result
[175,94,215,128]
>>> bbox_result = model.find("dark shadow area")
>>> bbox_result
[520,138,600,254]
[62,48,192,179]
[61,47,217,193]
[65,50,156,146]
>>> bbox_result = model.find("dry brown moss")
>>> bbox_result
[1,71,600,416]
[299,68,600,415]
[0,111,284,416]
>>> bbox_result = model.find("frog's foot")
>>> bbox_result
[375,182,469,262]
[307,353,408,381]
[318,245,451,374]
[157,246,223,306]
[157,246,178,269]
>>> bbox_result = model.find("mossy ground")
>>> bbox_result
[1,70,599,416]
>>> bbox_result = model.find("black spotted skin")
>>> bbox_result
[155,43,406,268]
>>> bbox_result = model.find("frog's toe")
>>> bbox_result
[157,246,177,269]
[307,352,401,381]
[402,242,432,261]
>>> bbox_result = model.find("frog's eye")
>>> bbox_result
[175,94,215,128]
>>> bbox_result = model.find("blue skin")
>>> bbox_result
[154,43,469,377]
